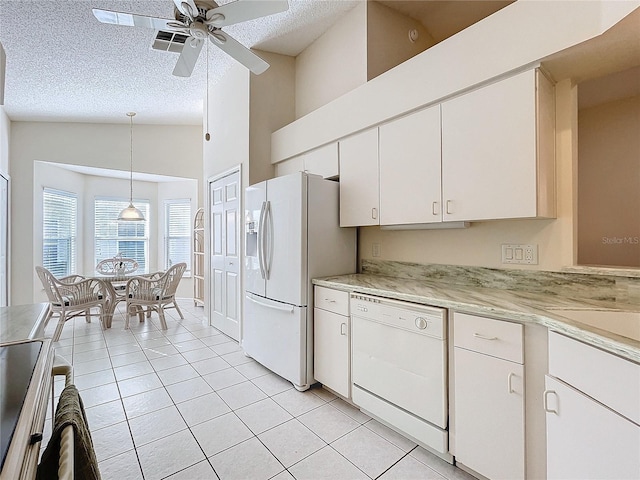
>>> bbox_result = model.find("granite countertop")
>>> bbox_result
[313,272,640,364]
[0,303,50,345]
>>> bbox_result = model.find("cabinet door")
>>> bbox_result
[339,128,379,227]
[379,106,442,225]
[441,69,538,221]
[313,307,349,398]
[454,347,525,480]
[545,375,640,480]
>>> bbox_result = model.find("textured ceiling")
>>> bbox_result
[0,0,513,126]
[0,0,359,125]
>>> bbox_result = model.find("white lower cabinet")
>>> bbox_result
[453,313,525,480]
[313,286,350,398]
[545,332,640,480]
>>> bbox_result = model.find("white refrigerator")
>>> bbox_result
[243,172,356,391]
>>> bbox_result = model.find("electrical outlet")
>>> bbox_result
[372,243,381,257]
[502,244,538,264]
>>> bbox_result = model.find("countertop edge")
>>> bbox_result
[313,278,640,364]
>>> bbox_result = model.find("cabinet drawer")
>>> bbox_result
[314,286,349,316]
[549,331,640,425]
[454,312,523,363]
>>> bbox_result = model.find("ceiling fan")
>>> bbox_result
[93,0,289,77]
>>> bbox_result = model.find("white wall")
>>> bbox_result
[249,51,296,185]
[10,121,202,305]
[295,2,366,118]
[366,1,435,80]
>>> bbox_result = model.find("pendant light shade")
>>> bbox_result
[118,112,145,221]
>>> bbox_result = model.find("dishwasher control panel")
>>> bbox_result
[350,293,446,339]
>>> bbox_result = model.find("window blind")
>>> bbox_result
[165,200,191,272]
[43,188,77,278]
[95,198,149,273]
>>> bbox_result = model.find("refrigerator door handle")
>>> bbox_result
[265,200,274,280]
[258,201,267,279]
[246,294,294,313]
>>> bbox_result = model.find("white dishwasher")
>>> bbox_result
[350,293,450,460]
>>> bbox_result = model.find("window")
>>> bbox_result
[43,188,77,277]
[165,200,191,273]
[95,198,150,272]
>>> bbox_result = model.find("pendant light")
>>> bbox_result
[118,112,145,221]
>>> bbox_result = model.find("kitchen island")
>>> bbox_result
[0,303,54,480]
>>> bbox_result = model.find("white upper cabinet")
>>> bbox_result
[339,128,380,227]
[441,69,555,222]
[379,105,442,225]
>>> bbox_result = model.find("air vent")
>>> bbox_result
[152,30,189,53]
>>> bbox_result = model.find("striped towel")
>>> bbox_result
[37,385,101,480]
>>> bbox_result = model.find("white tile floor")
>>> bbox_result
[44,299,477,480]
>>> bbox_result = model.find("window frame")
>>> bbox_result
[42,187,78,278]
[164,199,192,275]
[94,196,150,273]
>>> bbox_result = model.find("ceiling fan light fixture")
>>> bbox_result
[211,32,226,45]
[118,112,145,222]
[206,12,225,24]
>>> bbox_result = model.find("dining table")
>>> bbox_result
[92,272,155,328]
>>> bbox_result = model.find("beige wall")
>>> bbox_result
[359,80,578,272]
[0,107,8,175]
[249,51,296,185]
[204,63,250,187]
[366,1,435,80]
[577,95,640,267]
[10,121,202,305]
[295,2,367,119]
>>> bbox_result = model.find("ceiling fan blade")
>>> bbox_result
[92,8,174,30]
[209,31,270,75]
[205,0,289,27]
[172,0,199,20]
[173,38,204,77]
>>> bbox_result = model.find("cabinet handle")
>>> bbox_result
[340,323,347,336]
[325,299,336,303]
[446,200,452,215]
[372,207,378,220]
[544,389,558,415]
[508,372,515,394]
[473,332,498,341]
[432,201,439,216]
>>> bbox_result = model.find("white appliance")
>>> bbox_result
[243,172,356,391]
[350,293,451,461]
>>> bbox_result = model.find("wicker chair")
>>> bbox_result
[125,263,186,330]
[36,266,108,342]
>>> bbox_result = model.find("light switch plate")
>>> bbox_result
[372,243,381,257]
[502,244,538,264]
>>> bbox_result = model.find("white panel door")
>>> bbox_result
[210,170,240,340]
[454,347,525,480]
[379,105,442,225]
[313,307,349,398]
[264,173,305,306]
[545,375,640,480]
[339,128,380,227]
[441,69,538,221]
